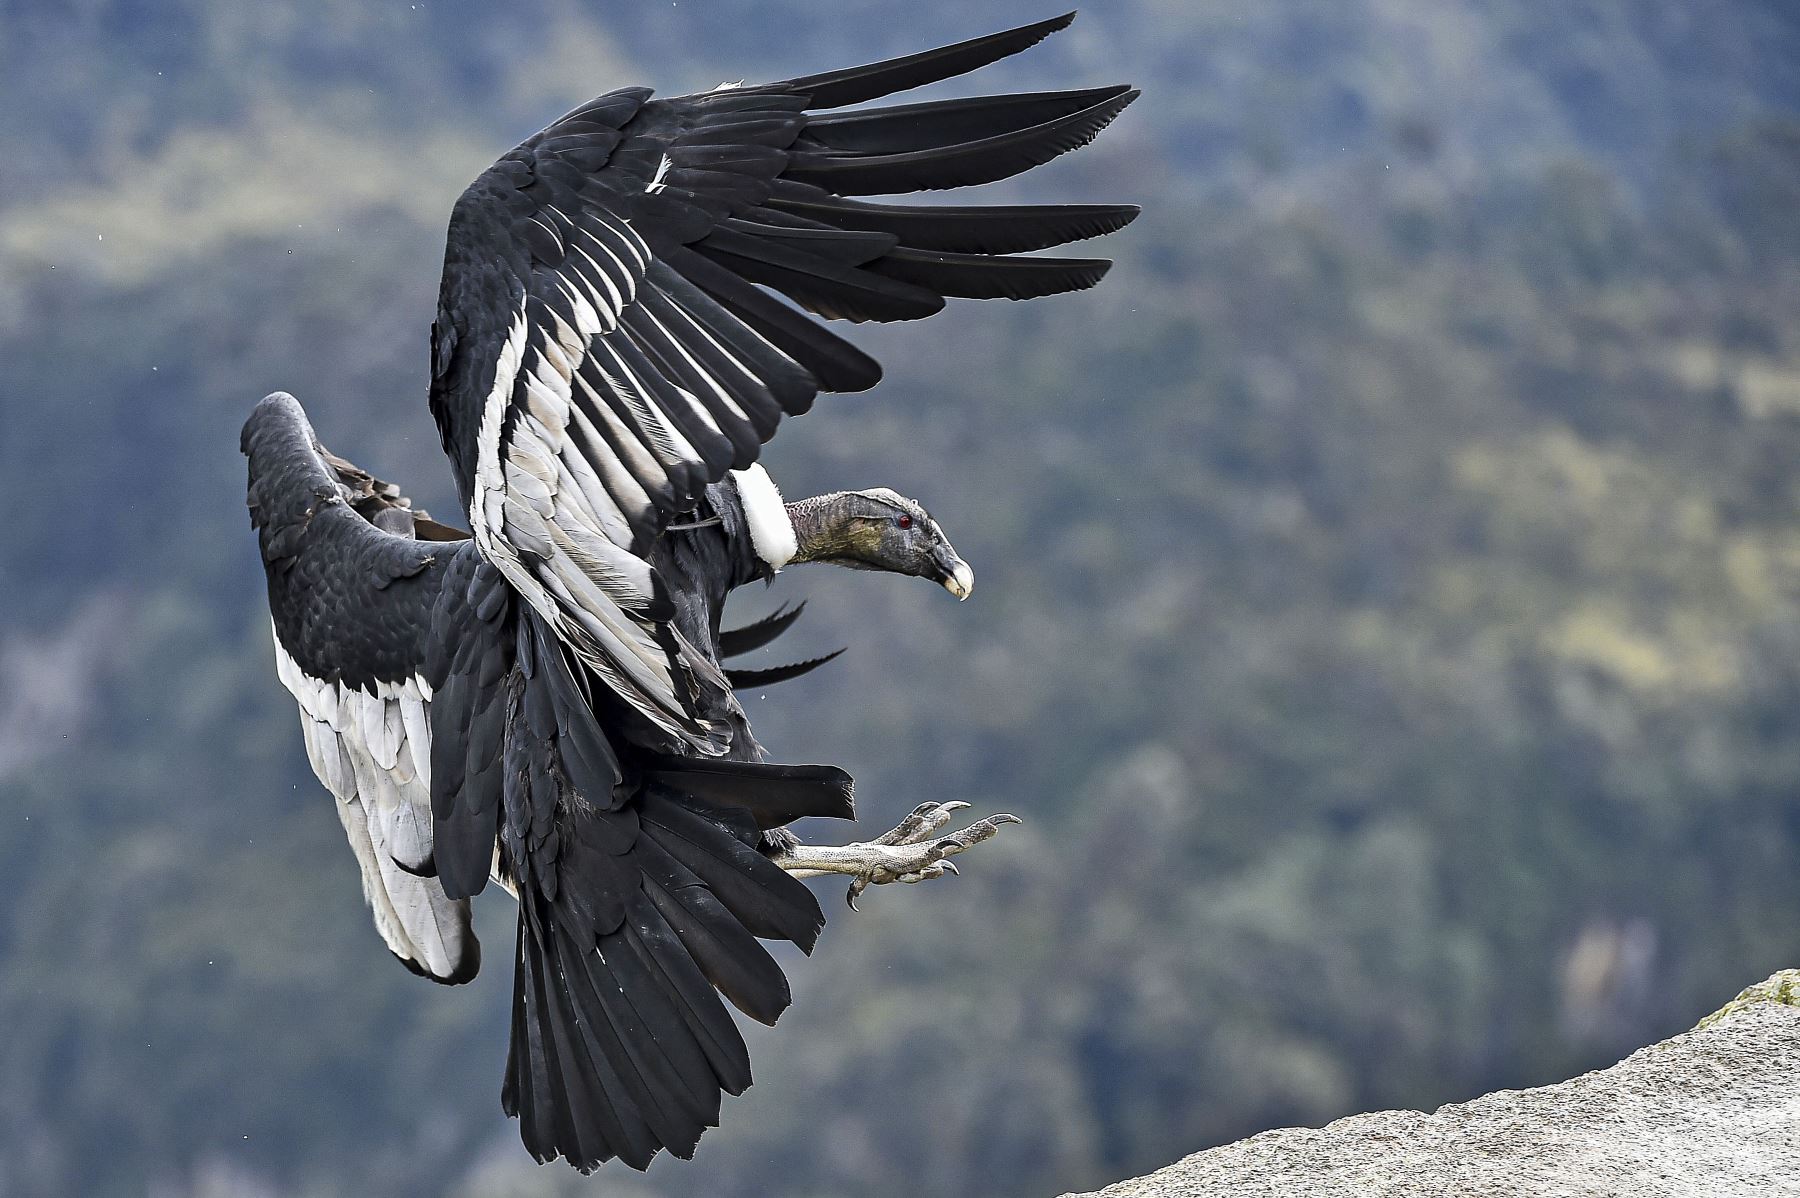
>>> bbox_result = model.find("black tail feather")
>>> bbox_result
[600,917,737,1129]
[621,890,753,1094]
[508,913,610,1166]
[643,753,855,827]
[772,12,1076,109]
[556,915,705,1159]
[640,798,826,952]
[504,796,813,1170]
[500,616,825,1172]
[528,901,660,1169]
[639,864,795,1026]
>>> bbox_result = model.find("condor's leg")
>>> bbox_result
[768,802,1020,909]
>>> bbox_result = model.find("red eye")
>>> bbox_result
[897,514,913,529]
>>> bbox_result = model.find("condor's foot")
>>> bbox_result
[771,802,1021,910]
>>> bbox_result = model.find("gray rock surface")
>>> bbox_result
[1064,971,1800,1198]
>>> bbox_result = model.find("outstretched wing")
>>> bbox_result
[429,11,1139,752]
[243,392,480,984]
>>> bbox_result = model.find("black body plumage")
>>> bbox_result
[244,12,1137,1174]
[244,395,448,695]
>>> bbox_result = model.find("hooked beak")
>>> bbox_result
[935,550,975,601]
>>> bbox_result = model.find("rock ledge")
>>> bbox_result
[1064,971,1800,1198]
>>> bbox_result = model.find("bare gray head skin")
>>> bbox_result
[784,487,975,599]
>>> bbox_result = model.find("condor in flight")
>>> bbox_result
[243,12,1136,1173]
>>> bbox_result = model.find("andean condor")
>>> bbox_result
[243,12,1137,1173]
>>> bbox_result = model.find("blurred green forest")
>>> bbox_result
[4,1,1800,1194]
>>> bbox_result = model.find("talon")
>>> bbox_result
[777,804,1018,895]
[876,801,965,846]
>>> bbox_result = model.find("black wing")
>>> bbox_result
[429,12,1139,752]
[243,392,479,984]
[248,393,851,1171]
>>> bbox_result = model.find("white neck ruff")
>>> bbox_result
[732,463,797,570]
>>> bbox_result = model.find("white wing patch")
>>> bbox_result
[273,633,473,981]
[470,300,532,571]
[467,221,733,751]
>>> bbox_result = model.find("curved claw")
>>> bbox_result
[811,805,1017,908]
[877,799,984,847]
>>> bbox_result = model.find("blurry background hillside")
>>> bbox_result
[4,1,1800,1194]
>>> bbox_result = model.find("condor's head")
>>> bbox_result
[800,487,975,599]
[734,469,974,600]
